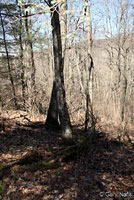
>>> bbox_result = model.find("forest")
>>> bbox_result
[0,0,134,199]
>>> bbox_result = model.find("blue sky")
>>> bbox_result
[0,0,134,54]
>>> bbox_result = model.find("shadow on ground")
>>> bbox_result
[0,115,134,200]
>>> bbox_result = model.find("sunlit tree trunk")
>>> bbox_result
[59,0,72,139]
[24,1,36,112]
[84,0,94,132]
[60,0,67,56]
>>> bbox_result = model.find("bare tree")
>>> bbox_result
[45,0,72,140]
[0,11,18,108]
[45,0,68,131]
[83,0,94,132]
[24,0,36,113]
[15,0,27,109]
[101,0,134,138]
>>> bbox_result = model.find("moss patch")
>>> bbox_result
[0,163,6,168]
[11,165,22,173]
[29,161,61,172]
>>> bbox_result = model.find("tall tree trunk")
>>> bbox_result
[119,52,128,140]
[45,0,68,130]
[0,11,18,109]
[59,0,72,139]
[24,3,36,112]
[84,0,94,132]
[16,0,26,108]
[50,3,72,140]
[45,0,70,135]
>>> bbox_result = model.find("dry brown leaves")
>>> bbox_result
[0,110,134,200]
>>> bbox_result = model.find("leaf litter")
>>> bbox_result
[0,111,134,200]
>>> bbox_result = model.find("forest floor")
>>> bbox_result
[0,110,134,200]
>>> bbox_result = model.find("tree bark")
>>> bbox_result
[24,1,36,112]
[50,3,72,140]
[84,0,94,132]
[60,0,67,56]
[45,81,60,130]
[45,0,68,131]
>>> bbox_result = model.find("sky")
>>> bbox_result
[0,0,134,55]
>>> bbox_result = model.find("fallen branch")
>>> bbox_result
[0,135,96,177]
[0,150,42,177]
